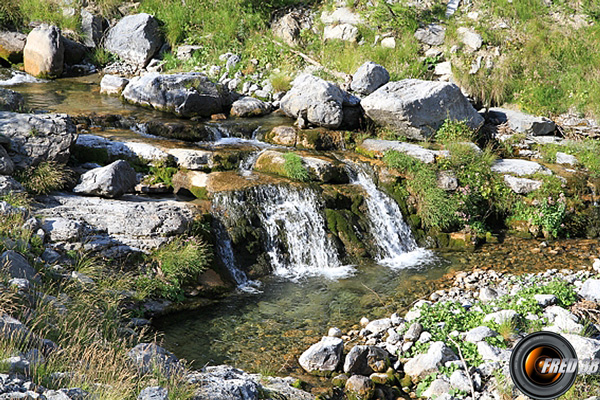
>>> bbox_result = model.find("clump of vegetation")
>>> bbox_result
[137,236,212,301]
[88,48,117,67]
[15,161,72,195]
[19,0,81,33]
[270,70,293,93]
[143,162,178,188]
[282,152,310,182]
[435,119,477,143]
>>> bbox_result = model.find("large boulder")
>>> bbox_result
[0,88,25,112]
[351,61,390,96]
[357,139,445,163]
[62,37,87,65]
[0,31,27,64]
[73,160,138,198]
[122,72,224,117]
[0,112,77,168]
[298,336,344,374]
[1,251,40,283]
[561,334,600,360]
[187,365,261,400]
[24,25,64,78]
[104,13,162,68]
[487,107,555,136]
[491,159,551,176]
[254,150,349,183]
[580,279,600,302]
[81,10,104,48]
[75,134,169,163]
[280,74,345,128]
[37,194,194,256]
[343,345,390,375]
[230,97,272,117]
[128,343,181,377]
[361,79,484,140]
[0,146,14,175]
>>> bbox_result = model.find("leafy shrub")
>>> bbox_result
[282,152,310,182]
[510,197,567,239]
[143,164,178,187]
[137,237,211,301]
[435,119,478,143]
[15,161,72,195]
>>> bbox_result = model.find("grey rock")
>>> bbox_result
[104,13,163,68]
[345,375,374,400]
[0,176,26,197]
[457,27,483,51]
[324,24,359,42]
[74,160,138,198]
[280,74,345,129]
[561,334,600,359]
[43,217,82,242]
[479,287,499,302]
[488,107,556,136]
[405,322,423,342]
[534,294,557,307]
[138,387,168,400]
[122,72,224,117]
[351,61,390,96]
[271,12,302,47]
[414,24,446,46]
[298,336,343,373]
[230,97,272,118]
[267,126,297,146]
[44,391,72,400]
[580,279,600,302]
[81,10,104,48]
[1,251,39,282]
[3,356,29,374]
[361,79,484,140]
[61,37,86,65]
[464,326,498,343]
[357,139,445,163]
[0,88,24,112]
[0,145,14,175]
[543,306,583,334]
[225,54,241,71]
[0,314,29,340]
[260,376,315,400]
[321,7,363,25]
[555,152,578,166]
[167,149,213,170]
[41,248,61,264]
[364,318,392,336]
[187,365,260,400]
[23,25,64,78]
[176,45,202,61]
[437,170,458,191]
[404,341,458,378]
[343,345,389,375]
[503,175,543,194]
[491,159,552,176]
[0,112,77,168]
[423,378,450,398]
[0,31,27,64]
[381,37,396,48]
[450,369,471,392]
[128,343,181,376]
[477,341,511,362]
[76,134,169,163]
[100,74,129,95]
[37,193,194,255]
[328,327,342,338]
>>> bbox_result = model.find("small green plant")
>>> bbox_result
[270,71,293,93]
[89,48,116,67]
[144,164,179,188]
[435,119,477,143]
[15,161,71,195]
[282,152,310,182]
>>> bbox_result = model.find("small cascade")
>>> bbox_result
[212,185,354,281]
[212,219,261,293]
[0,69,43,86]
[347,162,432,268]
[239,149,267,177]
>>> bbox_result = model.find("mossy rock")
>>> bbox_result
[399,374,413,389]
[436,232,450,248]
[331,374,349,388]
[485,231,499,243]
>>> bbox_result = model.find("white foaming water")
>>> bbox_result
[0,70,44,86]
[211,217,262,293]
[348,163,433,269]
[214,185,354,281]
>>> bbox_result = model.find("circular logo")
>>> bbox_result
[510,332,578,400]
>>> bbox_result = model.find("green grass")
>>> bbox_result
[15,161,72,196]
[435,119,478,143]
[282,152,310,182]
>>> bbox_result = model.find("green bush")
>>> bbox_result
[15,161,72,195]
[435,119,478,143]
[137,236,211,301]
[282,152,310,182]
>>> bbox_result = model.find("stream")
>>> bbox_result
[3,70,599,389]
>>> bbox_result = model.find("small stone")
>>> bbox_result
[404,322,423,342]
[464,326,498,343]
[555,152,578,166]
[534,294,557,307]
[423,378,451,398]
[345,375,375,400]
[328,327,342,338]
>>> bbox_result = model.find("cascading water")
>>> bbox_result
[347,162,432,268]
[212,185,354,281]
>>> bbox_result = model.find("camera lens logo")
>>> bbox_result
[510,332,578,400]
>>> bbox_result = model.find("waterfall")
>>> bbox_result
[347,163,432,268]
[212,185,354,281]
